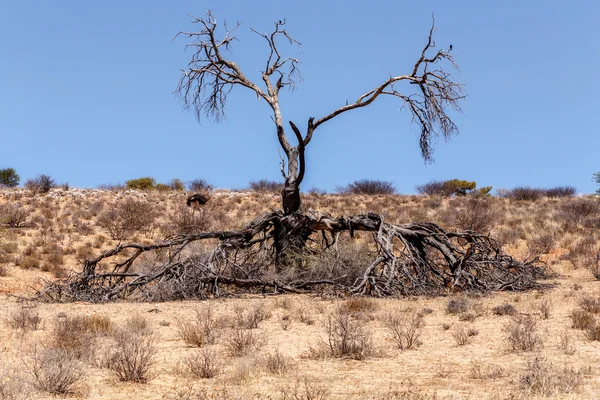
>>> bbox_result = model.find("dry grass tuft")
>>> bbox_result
[177,306,219,347]
[280,377,329,400]
[103,326,158,383]
[265,348,293,375]
[519,357,583,396]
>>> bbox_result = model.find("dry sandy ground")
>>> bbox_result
[1,265,600,399]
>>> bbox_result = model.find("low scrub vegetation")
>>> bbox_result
[337,179,395,195]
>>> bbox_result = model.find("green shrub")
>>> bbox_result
[0,168,19,187]
[416,179,485,197]
[125,177,156,190]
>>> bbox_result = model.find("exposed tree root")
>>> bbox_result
[38,211,551,302]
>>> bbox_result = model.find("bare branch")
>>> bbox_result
[310,17,464,161]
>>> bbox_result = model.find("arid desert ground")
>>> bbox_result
[1,188,600,399]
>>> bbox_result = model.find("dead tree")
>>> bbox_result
[175,12,463,263]
[38,13,551,302]
[38,211,550,302]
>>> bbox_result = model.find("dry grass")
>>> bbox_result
[1,189,600,398]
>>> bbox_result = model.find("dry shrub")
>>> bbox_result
[166,206,211,235]
[385,309,423,350]
[97,198,158,240]
[52,314,106,360]
[17,256,40,270]
[229,358,258,384]
[440,198,498,233]
[265,348,292,375]
[177,306,219,347]
[232,303,271,329]
[0,360,30,400]
[302,238,376,287]
[520,357,583,396]
[585,323,600,341]
[337,179,395,195]
[294,306,315,325]
[452,325,478,346]
[280,377,329,400]
[538,299,551,319]
[446,297,471,315]
[469,359,505,380]
[7,306,41,331]
[340,297,379,315]
[570,310,595,330]
[527,233,555,257]
[324,306,374,360]
[0,203,29,228]
[104,327,158,383]
[224,327,262,357]
[491,303,517,316]
[505,314,542,352]
[184,347,220,379]
[27,346,84,395]
[577,294,600,313]
[559,329,577,355]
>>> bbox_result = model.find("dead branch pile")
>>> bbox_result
[38,212,550,302]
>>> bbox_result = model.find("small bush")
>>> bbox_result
[125,177,156,190]
[571,310,595,330]
[97,198,158,240]
[27,346,84,395]
[585,323,600,341]
[248,179,284,193]
[187,178,213,192]
[505,315,542,352]
[452,325,478,346]
[385,310,423,350]
[337,179,395,195]
[0,168,19,187]
[545,186,576,198]
[18,256,41,269]
[0,204,29,228]
[577,294,600,314]
[446,297,471,315]
[492,303,517,316]
[499,187,545,201]
[265,348,292,375]
[104,327,158,383]
[184,347,220,379]
[340,297,379,315]
[224,327,262,357]
[520,357,583,396]
[169,178,186,191]
[177,306,219,347]
[324,307,374,360]
[7,306,42,331]
[24,174,55,194]
[441,197,498,233]
[166,205,211,235]
[469,359,505,380]
[232,303,271,329]
[417,179,482,197]
[280,377,329,400]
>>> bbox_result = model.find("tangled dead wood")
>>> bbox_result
[38,211,550,302]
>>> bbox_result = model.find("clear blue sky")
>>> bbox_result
[1,1,599,193]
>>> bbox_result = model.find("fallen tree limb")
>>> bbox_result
[37,211,551,302]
